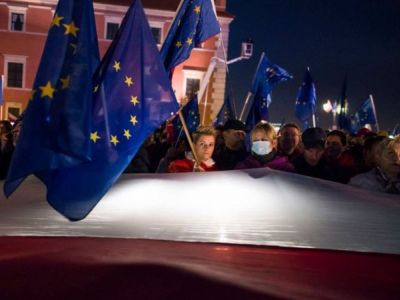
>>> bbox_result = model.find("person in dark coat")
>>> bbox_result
[213,119,248,170]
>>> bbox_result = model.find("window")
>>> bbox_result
[106,22,119,40]
[149,21,163,45]
[151,27,161,44]
[4,55,27,89]
[11,13,24,31]
[7,62,23,88]
[185,78,200,100]
[182,69,205,102]
[8,107,21,122]
[4,102,22,123]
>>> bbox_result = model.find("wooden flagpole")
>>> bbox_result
[178,110,200,166]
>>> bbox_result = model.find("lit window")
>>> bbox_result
[11,12,24,31]
[7,62,23,88]
[106,22,119,40]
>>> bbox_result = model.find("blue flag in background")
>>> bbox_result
[5,0,100,197]
[251,53,292,98]
[213,96,236,126]
[353,97,377,127]
[172,95,200,141]
[337,76,348,130]
[0,75,4,105]
[295,68,317,125]
[160,0,220,75]
[245,93,271,131]
[345,97,377,134]
[44,0,179,220]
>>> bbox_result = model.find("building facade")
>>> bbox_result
[0,0,233,124]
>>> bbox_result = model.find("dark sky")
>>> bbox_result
[226,0,400,131]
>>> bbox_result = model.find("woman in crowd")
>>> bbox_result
[235,122,294,172]
[168,126,217,173]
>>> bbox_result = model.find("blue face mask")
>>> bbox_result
[251,141,272,156]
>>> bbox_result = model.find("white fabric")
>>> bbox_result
[1,168,399,254]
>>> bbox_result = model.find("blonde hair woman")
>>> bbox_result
[235,122,294,172]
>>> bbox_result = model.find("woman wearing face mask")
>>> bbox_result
[235,122,295,172]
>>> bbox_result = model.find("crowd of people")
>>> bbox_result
[126,119,400,195]
[0,118,399,195]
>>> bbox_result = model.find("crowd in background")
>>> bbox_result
[1,118,399,195]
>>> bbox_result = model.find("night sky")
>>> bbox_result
[226,0,400,131]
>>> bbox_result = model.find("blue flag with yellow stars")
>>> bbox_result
[213,96,236,126]
[44,0,178,220]
[245,93,271,131]
[353,97,377,127]
[4,0,100,197]
[172,95,200,141]
[295,67,317,125]
[345,97,377,133]
[251,53,292,98]
[160,0,220,76]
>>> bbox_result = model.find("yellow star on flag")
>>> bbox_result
[93,84,99,93]
[90,131,100,143]
[130,115,138,126]
[125,76,133,87]
[186,38,193,46]
[39,81,56,99]
[123,129,132,140]
[29,89,36,101]
[63,21,79,37]
[51,14,64,27]
[130,96,139,106]
[176,41,183,48]
[113,61,121,72]
[194,5,201,13]
[110,135,119,146]
[60,75,70,89]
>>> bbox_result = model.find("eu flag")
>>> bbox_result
[213,96,236,126]
[172,95,200,141]
[295,68,317,124]
[160,0,221,75]
[353,97,377,126]
[245,93,271,131]
[251,53,292,98]
[43,0,179,220]
[4,0,100,197]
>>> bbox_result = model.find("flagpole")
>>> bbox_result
[239,92,252,121]
[312,114,316,127]
[239,52,266,121]
[369,94,380,132]
[178,110,200,166]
